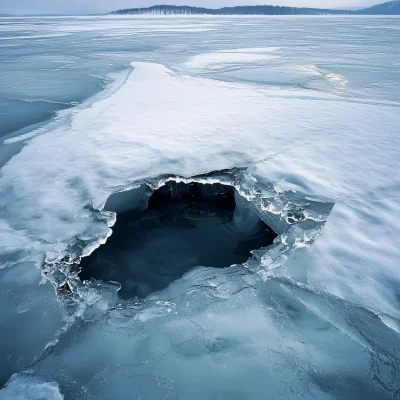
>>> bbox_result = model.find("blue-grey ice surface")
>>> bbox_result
[0,15,400,399]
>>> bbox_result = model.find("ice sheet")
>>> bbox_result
[1,15,400,399]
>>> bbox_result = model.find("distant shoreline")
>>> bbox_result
[109,2,400,16]
[2,1,399,17]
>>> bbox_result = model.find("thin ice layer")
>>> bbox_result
[9,266,399,399]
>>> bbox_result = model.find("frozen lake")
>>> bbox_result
[0,15,400,399]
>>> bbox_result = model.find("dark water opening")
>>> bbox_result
[79,181,277,299]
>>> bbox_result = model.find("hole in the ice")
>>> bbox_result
[79,181,277,299]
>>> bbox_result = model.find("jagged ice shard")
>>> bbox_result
[0,15,400,400]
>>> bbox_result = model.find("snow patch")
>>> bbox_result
[183,48,280,70]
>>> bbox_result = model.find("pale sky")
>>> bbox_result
[0,0,381,15]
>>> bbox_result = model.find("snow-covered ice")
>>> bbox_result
[0,15,400,399]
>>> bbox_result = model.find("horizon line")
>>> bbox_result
[0,0,394,17]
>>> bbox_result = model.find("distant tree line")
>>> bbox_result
[110,5,347,15]
[109,2,400,15]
